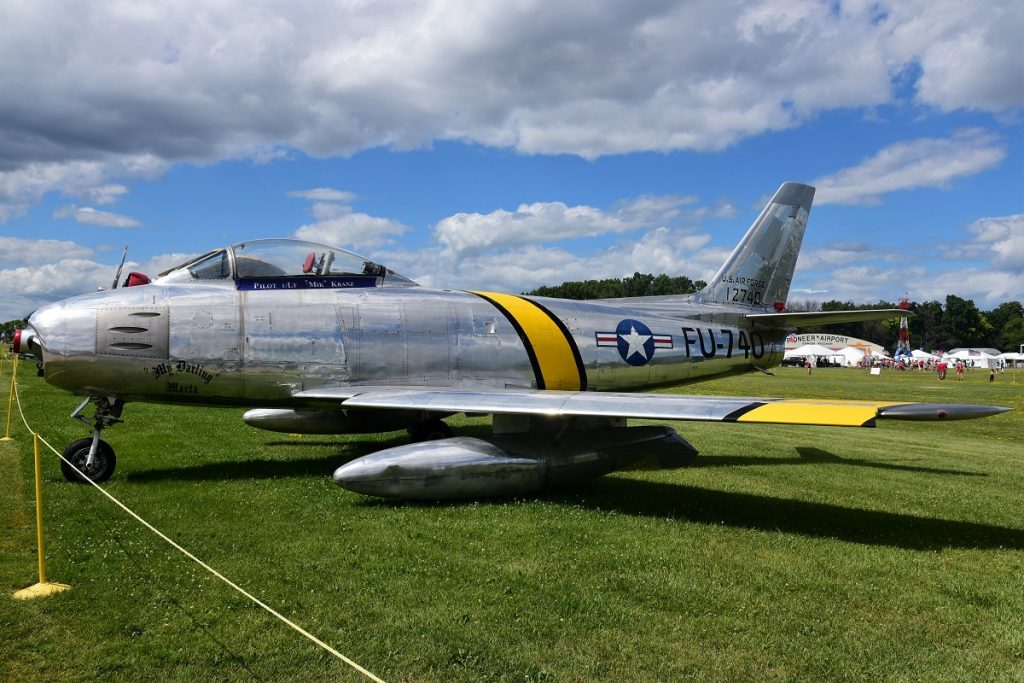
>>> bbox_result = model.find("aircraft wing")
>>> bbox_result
[746,308,908,328]
[294,387,1008,428]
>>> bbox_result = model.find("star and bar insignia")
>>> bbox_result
[595,319,672,366]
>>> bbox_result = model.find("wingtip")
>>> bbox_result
[878,403,1013,421]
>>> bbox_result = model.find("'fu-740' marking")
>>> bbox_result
[680,326,766,359]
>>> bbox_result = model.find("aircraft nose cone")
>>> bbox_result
[26,301,65,357]
[25,299,98,391]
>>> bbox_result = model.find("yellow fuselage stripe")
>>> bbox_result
[471,291,582,391]
[736,400,906,427]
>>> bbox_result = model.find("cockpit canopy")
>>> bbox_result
[156,239,416,287]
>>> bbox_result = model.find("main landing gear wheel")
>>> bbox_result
[408,419,453,442]
[60,437,117,484]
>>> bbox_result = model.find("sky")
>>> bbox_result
[1,0,1022,322]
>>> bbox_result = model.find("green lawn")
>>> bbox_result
[2,361,1022,682]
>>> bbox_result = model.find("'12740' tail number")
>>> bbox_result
[729,287,763,305]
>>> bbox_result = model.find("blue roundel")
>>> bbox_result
[616,319,655,366]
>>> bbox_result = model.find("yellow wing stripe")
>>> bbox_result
[470,291,582,391]
[735,399,907,427]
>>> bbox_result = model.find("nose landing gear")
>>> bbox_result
[62,397,124,484]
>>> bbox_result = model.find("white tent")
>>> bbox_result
[834,346,866,367]
[910,349,940,360]
[942,349,1001,369]
[784,343,837,358]
[996,352,1024,367]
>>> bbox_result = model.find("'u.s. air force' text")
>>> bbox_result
[721,275,766,305]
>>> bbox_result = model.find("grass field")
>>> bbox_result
[2,359,1022,682]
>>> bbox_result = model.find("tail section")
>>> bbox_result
[698,182,814,310]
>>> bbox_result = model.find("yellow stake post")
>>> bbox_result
[1,354,16,442]
[13,433,71,599]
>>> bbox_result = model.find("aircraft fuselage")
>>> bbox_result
[30,281,784,407]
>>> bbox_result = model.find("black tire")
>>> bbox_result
[61,437,116,484]
[408,419,453,442]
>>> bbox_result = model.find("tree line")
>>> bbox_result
[527,272,706,300]
[790,296,1024,354]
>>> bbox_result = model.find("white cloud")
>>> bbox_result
[0,237,94,267]
[812,130,1006,205]
[377,226,718,295]
[0,0,1019,219]
[0,259,114,320]
[138,252,199,277]
[310,202,351,221]
[288,188,358,203]
[54,205,142,228]
[912,268,1024,308]
[791,213,1024,308]
[83,184,129,205]
[0,247,206,321]
[691,200,737,220]
[289,187,409,251]
[0,155,166,222]
[435,195,697,256]
[794,242,885,272]
[294,214,410,252]
[964,214,1024,271]
[883,1,1024,112]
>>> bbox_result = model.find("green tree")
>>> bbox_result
[910,300,950,352]
[984,301,1024,350]
[943,295,992,348]
[1001,317,1024,353]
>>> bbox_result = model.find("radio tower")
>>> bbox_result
[896,294,911,359]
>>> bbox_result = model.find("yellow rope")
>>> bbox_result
[13,383,385,683]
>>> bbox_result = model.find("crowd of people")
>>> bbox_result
[847,354,1008,380]
[785,350,1013,384]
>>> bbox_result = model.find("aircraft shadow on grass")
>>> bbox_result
[548,477,1024,552]
[120,435,1021,551]
[692,446,988,478]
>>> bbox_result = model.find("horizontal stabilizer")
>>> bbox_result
[747,308,909,328]
[295,387,1010,428]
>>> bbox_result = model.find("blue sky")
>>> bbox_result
[1,1,1022,322]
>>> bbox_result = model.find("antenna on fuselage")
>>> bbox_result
[110,245,128,289]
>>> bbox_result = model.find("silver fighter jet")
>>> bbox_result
[14,182,1009,499]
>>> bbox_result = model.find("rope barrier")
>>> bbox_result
[11,376,385,683]
[1,354,16,441]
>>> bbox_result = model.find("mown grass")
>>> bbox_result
[1,360,1022,682]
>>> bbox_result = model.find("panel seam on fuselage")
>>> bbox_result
[468,291,547,389]
[467,291,585,391]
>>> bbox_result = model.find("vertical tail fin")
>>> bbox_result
[698,182,815,310]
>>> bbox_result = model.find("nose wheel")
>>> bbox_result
[60,437,116,483]
[62,396,124,484]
